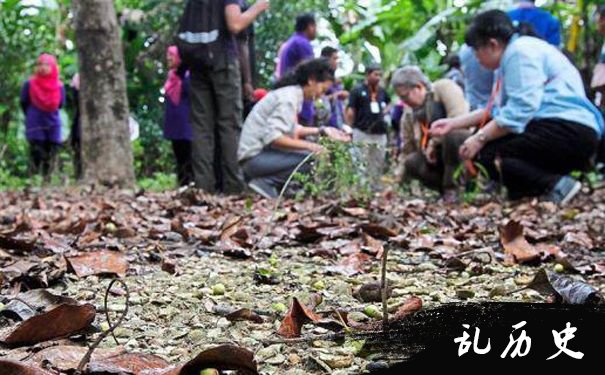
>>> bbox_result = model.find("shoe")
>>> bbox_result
[544,176,582,205]
[248,178,278,199]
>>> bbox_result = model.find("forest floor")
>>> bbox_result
[1,185,605,374]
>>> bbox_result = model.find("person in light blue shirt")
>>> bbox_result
[430,10,604,205]
[508,0,561,47]
[459,44,494,110]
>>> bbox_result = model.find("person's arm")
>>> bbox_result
[429,109,484,137]
[237,38,254,100]
[224,1,269,35]
[272,134,323,153]
[459,118,512,160]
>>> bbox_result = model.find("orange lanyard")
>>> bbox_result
[420,121,430,150]
[478,77,502,129]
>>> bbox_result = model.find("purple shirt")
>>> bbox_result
[298,100,315,126]
[278,32,314,78]
[163,75,193,141]
[20,81,65,144]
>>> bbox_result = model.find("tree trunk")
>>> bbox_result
[73,0,135,187]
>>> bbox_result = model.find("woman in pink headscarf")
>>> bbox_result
[20,53,66,179]
[163,46,193,186]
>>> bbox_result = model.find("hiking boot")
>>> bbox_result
[544,176,582,206]
[248,178,278,199]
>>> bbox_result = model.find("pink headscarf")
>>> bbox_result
[164,46,183,105]
[29,54,63,113]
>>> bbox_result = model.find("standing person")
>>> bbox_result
[508,0,561,47]
[459,44,494,111]
[430,10,604,205]
[277,13,317,126]
[391,66,470,201]
[177,0,269,194]
[20,53,66,181]
[68,73,82,180]
[346,64,391,189]
[238,59,350,198]
[321,46,349,129]
[163,46,193,187]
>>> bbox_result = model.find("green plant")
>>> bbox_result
[452,161,491,204]
[137,172,177,192]
[294,138,372,201]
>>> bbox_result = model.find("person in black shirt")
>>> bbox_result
[346,64,391,190]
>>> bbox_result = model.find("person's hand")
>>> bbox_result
[337,90,350,100]
[307,143,326,154]
[429,118,455,137]
[322,127,351,142]
[459,134,484,160]
[255,0,270,12]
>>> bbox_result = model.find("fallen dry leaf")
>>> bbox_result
[66,250,128,278]
[226,308,264,324]
[277,297,322,338]
[499,221,540,264]
[326,253,371,277]
[0,360,54,375]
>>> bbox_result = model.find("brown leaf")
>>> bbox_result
[1,303,96,346]
[527,269,603,305]
[66,250,128,278]
[277,297,322,338]
[226,308,264,324]
[0,360,54,375]
[1,289,78,321]
[0,235,36,254]
[178,345,258,375]
[353,282,392,303]
[88,353,170,374]
[220,216,242,241]
[361,223,398,239]
[341,207,368,217]
[362,233,384,258]
[326,253,371,277]
[28,345,125,372]
[499,221,540,264]
[161,259,178,275]
[393,296,423,320]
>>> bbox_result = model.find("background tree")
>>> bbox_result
[73,0,135,187]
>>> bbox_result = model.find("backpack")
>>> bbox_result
[176,0,229,70]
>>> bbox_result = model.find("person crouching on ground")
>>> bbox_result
[391,66,470,202]
[430,10,604,205]
[238,58,351,199]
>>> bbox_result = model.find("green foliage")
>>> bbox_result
[137,172,177,192]
[294,139,371,201]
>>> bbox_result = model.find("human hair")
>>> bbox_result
[321,46,338,58]
[391,66,432,91]
[365,63,382,76]
[465,10,516,48]
[295,13,316,33]
[273,58,335,89]
[597,5,605,18]
[445,54,461,70]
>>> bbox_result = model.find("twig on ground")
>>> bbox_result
[381,247,390,329]
[75,278,129,374]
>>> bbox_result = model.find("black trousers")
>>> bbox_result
[172,140,193,187]
[477,119,598,199]
[29,141,59,179]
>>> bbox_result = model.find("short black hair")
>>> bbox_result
[295,13,316,33]
[321,46,338,58]
[274,58,335,89]
[465,10,515,48]
[445,54,461,69]
[365,63,382,75]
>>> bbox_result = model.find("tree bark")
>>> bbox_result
[73,0,135,187]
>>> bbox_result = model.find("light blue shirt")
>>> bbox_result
[492,35,604,137]
[459,44,494,110]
